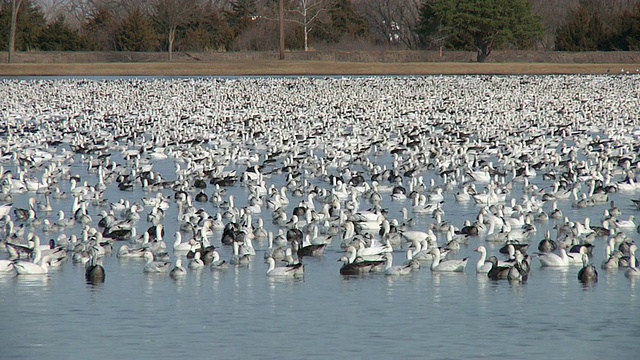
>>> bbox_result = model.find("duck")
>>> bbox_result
[265,257,304,277]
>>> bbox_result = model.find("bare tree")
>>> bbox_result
[153,0,198,60]
[286,0,330,51]
[59,0,155,27]
[34,0,68,21]
[8,0,23,63]
[353,0,421,49]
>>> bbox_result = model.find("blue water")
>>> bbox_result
[0,75,639,360]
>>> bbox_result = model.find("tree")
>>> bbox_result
[419,0,544,62]
[554,2,609,51]
[82,7,118,50]
[115,7,158,51]
[8,0,23,62]
[180,3,234,51]
[153,0,197,60]
[353,0,422,49]
[285,0,330,51]
[628,3,640,50]
[225,0,257,37]
[1,0,47,57]
[312,0,368,44]
[38,14,83,50]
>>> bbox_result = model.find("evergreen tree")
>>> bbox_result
[38,15,84,51]
[180,5,233,51]
[115,7,159,51]
[225,0,258,37]
[417,0,544,62]
[0,0,46,51]
[82,8,117,51]
[313,0,368,44]
[629,3,640,50]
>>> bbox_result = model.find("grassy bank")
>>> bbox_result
[0,60,636,76]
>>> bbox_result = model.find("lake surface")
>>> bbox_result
[0,75,639,360]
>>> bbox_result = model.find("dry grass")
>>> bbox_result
[0,61,636,76]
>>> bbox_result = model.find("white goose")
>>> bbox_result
[265,257,304,277]
[474,246,492,273]
[537,248,572,267]
[142,251,171,273]
[173,232,193,252]
[383,252,412,276]
[429,248,468,272]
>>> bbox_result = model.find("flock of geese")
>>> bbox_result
[0,75,639,287]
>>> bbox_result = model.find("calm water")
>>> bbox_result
[0,76,639,360]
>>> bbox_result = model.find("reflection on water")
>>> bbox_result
[14,274,50,291]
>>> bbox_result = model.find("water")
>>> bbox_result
[0,76,639,360]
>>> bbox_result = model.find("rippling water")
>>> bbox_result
[1,76,639,360]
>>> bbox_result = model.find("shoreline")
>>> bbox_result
[0,61,637,76]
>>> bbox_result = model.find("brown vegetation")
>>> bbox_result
[0,50,638,76]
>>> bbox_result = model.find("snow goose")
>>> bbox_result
[429,248,468,272]
[474,246,492,273]
[229,240,251,266]
[209,250,228,270]
[383,253,412,276]
[188,252,205,270]
[624,255,639,279]
[14,247,50,275]
[615,216,636,230]
[0,259,15,273]
[537,248,571,267]
[14,256,50,275]
[265,257,304,277]
[142,251,171,273]
[173,232,193,252]
[170,259,188,278]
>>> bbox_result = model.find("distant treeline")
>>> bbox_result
[1,0,639,61]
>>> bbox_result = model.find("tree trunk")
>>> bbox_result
[304,23,308,51]
[475,37,493,63]
[477,48,487,62]
[168,27,176,61]
[8,0,23,63]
